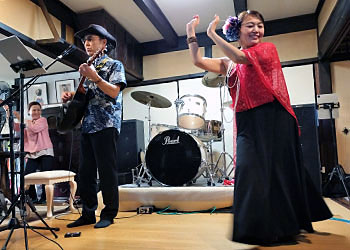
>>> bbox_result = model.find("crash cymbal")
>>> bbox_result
[131,91,172,108]
[202,72,225,88]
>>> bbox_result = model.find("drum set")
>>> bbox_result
[130,73,234,186]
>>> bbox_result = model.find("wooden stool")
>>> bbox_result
[25,170,77,218]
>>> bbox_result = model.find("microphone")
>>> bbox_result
[57,44,76,60]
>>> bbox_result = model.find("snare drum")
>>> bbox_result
[146,129,207,186]
[150,123,177,140]
[197,120,222,142]
[178,94,207,130]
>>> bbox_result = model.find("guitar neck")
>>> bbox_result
[75,47,104,95]
[76,76,87,94]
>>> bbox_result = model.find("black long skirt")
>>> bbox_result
[232,100,332,245]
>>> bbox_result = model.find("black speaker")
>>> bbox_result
[293,104,322,193]
[42,106,81,194]
[116,119,145,184]
[41,106,62,129]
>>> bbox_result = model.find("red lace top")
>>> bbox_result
[227,42,297,122]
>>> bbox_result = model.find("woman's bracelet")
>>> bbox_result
[187,36,197,45]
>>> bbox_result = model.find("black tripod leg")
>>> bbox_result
[0,203,16,227]
[2,227,15,250]
[0,195,21,249]
[23,218,29,250]
[0,195,21,231]
[322,167,337,191]
[336,166,350,201]
[25,195,59,238]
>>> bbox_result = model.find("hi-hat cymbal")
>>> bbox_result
[202,72,225,88]
[131,91,172,108]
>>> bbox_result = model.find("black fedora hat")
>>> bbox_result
[74,24,116,49]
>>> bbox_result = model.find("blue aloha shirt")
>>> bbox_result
[81,54,126,134]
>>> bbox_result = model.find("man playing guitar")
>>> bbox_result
[62,24,126,229]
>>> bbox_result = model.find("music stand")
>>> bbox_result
[0,36,59,250]
[317,94,350,203]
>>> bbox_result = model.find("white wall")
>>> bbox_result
[283,64,315,105]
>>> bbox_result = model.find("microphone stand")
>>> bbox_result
[0,45,75,249]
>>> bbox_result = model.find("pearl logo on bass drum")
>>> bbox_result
[162,136,180,145]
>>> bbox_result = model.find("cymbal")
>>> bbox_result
[131,91,172,108]
[202,72,225,88]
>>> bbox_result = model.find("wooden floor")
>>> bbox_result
[0,198,349,250]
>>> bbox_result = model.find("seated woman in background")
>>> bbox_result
[14,101,54,204]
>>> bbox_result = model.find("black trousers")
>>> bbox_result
[79,127,119,220]
[232,100,332,244]
[25,155,54,200]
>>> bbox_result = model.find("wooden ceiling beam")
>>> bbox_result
[233,0,247,15]
[133,0,178,48]
[318,0,350,60]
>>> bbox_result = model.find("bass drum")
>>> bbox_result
[146,129,206,186]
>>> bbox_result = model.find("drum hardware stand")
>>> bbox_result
[214,83,234,182]
[132,152,153,187]
[174,80,184,127]
[204,140,217,186]
[174,98,184,127]
[319,101,350,203]
[144,101,153,144]
[0,37,74,249]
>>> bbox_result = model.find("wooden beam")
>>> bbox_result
[30,0,77,29]
[204,46,212,58]
[36,0,60,43]
[142,14,316,56]
[233,0,247,14]
[264,14,316,36]
[318,0,350,59]
[128,72,205,87]
[0,22,85,70]
[281,58,318,68]
[142,31,225,56]
[315,0,326,18]
[133,0,178,47]
[314,61,332,94]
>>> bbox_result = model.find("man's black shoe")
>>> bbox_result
[94,219,114,228]
[67,216,96,228]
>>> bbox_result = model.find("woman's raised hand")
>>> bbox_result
[186,15,200,37]
[207,15,220,38]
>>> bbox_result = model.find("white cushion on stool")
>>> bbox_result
[25,170,77,218]
[25,170,76,180]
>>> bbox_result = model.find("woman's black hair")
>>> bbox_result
[238,10,265,25]
[28,101,41,111]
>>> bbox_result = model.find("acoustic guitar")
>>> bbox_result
[56,47,104,134]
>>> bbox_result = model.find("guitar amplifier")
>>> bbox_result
[116,119,145,184]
